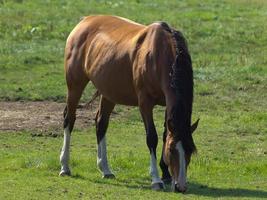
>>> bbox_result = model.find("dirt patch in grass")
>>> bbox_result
[0,101,99,135]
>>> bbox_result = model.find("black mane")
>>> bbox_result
[160,22,196,154]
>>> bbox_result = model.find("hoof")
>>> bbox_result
[102,174,115,179]
[151,182,165,191]
[59,170,71,176]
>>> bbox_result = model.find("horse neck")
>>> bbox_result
[163,87,192,128]
[163,88,177,120]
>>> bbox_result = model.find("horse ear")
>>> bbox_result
[167,119,175,133]
[191,118,200,134]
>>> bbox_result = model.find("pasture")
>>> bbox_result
[0,0,267,199]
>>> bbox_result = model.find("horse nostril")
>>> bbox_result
[174,183,187,193]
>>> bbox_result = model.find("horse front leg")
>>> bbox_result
[139,99,164,190]
[159,123,172,184]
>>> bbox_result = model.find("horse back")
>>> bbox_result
[65,15,174,106]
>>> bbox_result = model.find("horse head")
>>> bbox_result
[163,118,199,192]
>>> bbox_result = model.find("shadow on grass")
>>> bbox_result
[67,172,151,190]
[87,177,151,190]
[187,182,267,198]
[67,173,267,198]
[68,173,87,180]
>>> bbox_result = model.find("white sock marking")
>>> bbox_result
[60,126,71,173]
[150,150,163,184]
[176,141,186,188]
[97,136,113,175]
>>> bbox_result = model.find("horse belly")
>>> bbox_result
[97,83,138,106]
[89,64,138,106]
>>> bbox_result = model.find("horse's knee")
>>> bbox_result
[146,132,158,151]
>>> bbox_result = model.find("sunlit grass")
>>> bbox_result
[0,0,267,199]
[0,113,266,199]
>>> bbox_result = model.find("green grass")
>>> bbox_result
[0,0,266,102]
[0,0,267,199]
[0,112,266,199]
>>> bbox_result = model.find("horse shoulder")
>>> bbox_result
[133,23,174,103]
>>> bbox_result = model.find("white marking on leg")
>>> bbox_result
[60,126,71,174]
[97,136,113,175]
[176,141,186,189]
[150,150,163,185]
[171,179,176,191]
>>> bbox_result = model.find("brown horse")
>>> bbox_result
[59,15,199,193]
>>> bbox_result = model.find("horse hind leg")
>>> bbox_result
[95,96,115,178]
[59,72,89,176]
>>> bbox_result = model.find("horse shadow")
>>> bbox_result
[187,182,267,198]
[86,176,267,198]
[87,176,151,190]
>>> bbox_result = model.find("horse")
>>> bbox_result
[59,15,199,193]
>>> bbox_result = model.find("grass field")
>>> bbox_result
[0,0,267,199]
